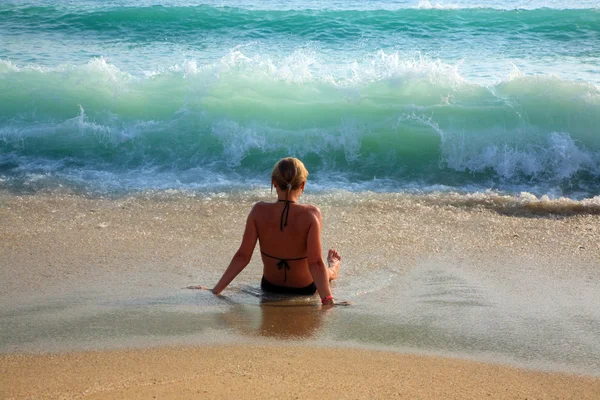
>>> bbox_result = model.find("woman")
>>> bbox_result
[196,157,341,306]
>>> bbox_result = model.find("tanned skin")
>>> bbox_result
[188,180,341,306]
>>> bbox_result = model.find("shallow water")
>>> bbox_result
[1,257,599,376]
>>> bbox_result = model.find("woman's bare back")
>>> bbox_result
[253,200,320,287]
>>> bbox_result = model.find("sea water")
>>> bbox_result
[0,0,599,197]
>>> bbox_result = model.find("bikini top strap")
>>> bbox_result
[260,250,307,283]
[260,251,306,262]
[278,199,294,231]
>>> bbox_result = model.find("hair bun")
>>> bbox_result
[271,157,309,192]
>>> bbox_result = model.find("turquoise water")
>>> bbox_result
[1,1,599,196]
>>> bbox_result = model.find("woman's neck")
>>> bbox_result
[276,190,301,203]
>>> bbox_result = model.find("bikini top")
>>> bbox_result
[260,199,307,282]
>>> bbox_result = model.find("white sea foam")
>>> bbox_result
[4,51,595,98]
[1,51,467,87]
[441,129,599,181]
[414,1,462,10]
[125,0,599,11]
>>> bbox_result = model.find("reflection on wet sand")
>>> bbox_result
[0,293,327,352]
[220,298,326,340]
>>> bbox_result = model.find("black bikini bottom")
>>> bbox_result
[261,276,317,295]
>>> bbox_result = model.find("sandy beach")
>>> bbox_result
[1,189,599,398]
[1,345,599,400]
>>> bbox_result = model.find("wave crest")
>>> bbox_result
[1,55,599,196]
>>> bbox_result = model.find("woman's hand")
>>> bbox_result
[185,285,225,296]
[323,300,352,307]
[321,297,352,307]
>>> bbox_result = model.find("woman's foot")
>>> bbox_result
[327,249,342,281]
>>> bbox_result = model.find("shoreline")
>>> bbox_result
[2,344,599,400]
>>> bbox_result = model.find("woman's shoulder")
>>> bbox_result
[250,201,321,220]
[249,201,281,214]
[249,201,269,213]
[298,203,322,220]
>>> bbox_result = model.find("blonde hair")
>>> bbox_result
[271,157,308,193]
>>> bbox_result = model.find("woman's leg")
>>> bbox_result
[326,249,342,281]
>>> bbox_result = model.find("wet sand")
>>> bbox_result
[1,189,600,398]
[2,345,600,400]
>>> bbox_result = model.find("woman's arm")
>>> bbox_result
[211,205,259,295]
[306,207,334,305]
